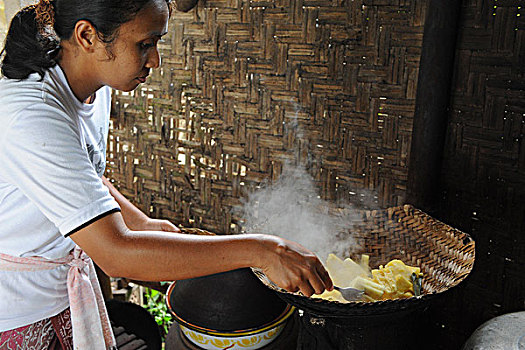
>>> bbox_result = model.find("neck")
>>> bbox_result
[57,46,102,103]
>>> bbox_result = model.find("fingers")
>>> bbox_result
[316,263,334,291]
[160,220,181,232]
[297,280,315,297]
[260,235,333,297]
[284,260,332,297]
[280,274,315,297]
[136,218,181,232]
[300,261,333,296]
[308,268,328,295]
[288,272,325,297]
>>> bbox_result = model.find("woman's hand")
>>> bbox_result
[257,235,333,297]
[135,218,180,232]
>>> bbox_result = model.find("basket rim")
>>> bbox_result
[250,204,476,316]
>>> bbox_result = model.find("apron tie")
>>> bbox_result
[0,246,117,349]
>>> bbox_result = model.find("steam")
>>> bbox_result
[237,164,362,262]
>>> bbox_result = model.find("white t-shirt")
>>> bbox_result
[0,65,120,331]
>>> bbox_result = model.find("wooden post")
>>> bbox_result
[94,264,113,301]
[406,0,462,213]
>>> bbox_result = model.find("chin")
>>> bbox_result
[113,83,141,92]
[124,85,140,92]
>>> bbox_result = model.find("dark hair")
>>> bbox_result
[1,0,171,80]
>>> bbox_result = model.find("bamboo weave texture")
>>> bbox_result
[107,0,429,234]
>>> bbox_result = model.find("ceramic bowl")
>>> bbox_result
[177,307,293,350]
[166,268,295,349]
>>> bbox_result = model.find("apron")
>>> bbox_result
[0,246,116,350]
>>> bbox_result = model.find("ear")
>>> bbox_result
[73,20,99,53]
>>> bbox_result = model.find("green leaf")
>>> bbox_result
[142,287,173,343]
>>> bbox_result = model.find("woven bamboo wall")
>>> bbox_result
[106,0,429,234]
[432,0,525,348]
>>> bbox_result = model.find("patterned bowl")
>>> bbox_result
[175,306,294,350]
[166,267,295,350]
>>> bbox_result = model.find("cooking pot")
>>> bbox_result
[166,267,294,350]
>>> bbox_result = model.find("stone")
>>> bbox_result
[462,312,525,350]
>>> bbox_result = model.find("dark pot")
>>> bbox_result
[166,268,291,333]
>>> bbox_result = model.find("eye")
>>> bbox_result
[139,41,156,50]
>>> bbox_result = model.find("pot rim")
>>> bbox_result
[166,281,295,337]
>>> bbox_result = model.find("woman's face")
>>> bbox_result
[95,0,169,91]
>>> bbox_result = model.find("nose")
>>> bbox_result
[145,46,161,69]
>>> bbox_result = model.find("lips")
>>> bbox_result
[137,76,148,83]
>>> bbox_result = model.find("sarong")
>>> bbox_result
[0,308,73,350]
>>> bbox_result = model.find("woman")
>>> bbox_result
[0,0,333,348]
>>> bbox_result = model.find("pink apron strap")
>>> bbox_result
[0,246,117,349]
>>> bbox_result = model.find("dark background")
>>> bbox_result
[430,0,524,348]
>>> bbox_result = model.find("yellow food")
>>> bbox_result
[313,254,422,303]
[324,253,369,287]
[352,275,385,300]
[313,289,347,303]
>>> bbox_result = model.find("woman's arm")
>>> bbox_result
[70,212,333,297]
[101,176,179,232]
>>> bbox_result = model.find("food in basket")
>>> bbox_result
[312,254,422,302]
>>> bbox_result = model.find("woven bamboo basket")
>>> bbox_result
[179,204,475,317]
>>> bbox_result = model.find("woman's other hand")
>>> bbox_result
[257,235,333,297]
[136,218,180,233]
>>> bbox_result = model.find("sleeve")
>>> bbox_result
[0,104,120,236]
